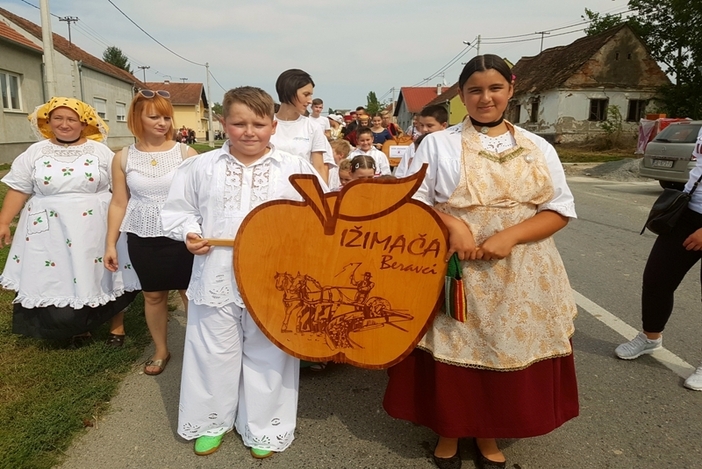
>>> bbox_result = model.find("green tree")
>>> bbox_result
[582,8,626,35]
[581,8,649,37]
[102,46,132,74]
[212,102,223,116]
[584,2,702,118]
[366,91,384,116]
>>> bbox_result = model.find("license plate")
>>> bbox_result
[652,159,674,168]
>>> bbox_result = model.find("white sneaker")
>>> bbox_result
[614,332,662,359]
[684,366,702,391]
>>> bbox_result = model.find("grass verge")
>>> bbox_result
[190,140,225,154]
[556,144,638,163]
[0,180,152,469]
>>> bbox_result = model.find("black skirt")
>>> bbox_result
[12,290,140,339]
[127,233,194,292]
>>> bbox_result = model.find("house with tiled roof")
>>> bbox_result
[423,82,466,125]
[144,81,210,141]
[508,24,669,143]
[0,6,146,160]
[393,85,450,131]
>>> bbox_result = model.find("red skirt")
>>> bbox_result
[383,348,579,438]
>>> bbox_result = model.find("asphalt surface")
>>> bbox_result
[56,175,702,469]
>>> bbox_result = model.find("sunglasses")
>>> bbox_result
[138,90,171,99]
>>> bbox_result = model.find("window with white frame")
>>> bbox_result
[116,102,126,122]
[93,97,107,119]
[1,71,22,111]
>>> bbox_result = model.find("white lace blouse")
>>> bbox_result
[409,123,577,218]
[120,143,183,237]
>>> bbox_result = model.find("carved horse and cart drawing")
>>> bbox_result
[274,264,413,350]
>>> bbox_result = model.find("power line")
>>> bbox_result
[15,0,169,77]
[18,0,58,17]
[378,88,393,101]
[411,41,476,87]
[481,8,634,41]
[405,7,635,90]
[481,28,583,45]
[105,0,205,67]
[208,69,227,93]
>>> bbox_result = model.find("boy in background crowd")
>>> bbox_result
[394,105,448,178]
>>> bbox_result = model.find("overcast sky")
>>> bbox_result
[1,0,632,110]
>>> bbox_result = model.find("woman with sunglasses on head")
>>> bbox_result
[0,97,140,343]
[104,89,198,375]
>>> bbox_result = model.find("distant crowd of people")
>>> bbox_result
[177,126,197,144]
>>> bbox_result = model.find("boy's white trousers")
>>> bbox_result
[177,301,300,452]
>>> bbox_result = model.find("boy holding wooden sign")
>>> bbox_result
[161,86,325,459]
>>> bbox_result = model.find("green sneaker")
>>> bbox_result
[250,447,274,459]
[194,434,225,456]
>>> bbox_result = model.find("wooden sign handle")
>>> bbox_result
[204,238,236,246]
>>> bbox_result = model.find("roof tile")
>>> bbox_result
[399,86,451,113]
[143,82,205,106]
[0,6,145,87]
[511,24,667,95]
[0,20,41,51]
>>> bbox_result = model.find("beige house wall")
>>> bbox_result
[447,95,467,126]
[0,41,44,163]
[173,101,209,140]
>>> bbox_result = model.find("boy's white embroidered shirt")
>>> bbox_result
[161,142,326,308]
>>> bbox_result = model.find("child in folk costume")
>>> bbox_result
[161,86,326,459]
[383,55,578,469]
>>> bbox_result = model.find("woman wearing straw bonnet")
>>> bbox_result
[0,97,140,343]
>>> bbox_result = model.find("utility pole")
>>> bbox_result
[39,0,57,98]
[391,87,395,114]
[535,31,550,53]
[180,77,188,83]
[138,65,150,82]
[465,36,481,56]
[206,63,214,148]
[58,16,78,44]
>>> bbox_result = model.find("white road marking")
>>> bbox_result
[573,290,696,378]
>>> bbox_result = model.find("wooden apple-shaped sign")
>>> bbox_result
[234,165,448,369]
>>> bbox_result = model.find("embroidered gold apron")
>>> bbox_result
[418,122,577,371]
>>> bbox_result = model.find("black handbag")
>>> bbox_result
[642,173,702,235]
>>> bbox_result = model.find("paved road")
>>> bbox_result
[57,176,702,469]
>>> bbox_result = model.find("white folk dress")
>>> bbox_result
[0,140,140,338]
[161,143,326,451]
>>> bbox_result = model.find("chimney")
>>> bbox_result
[436,84,442,95]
